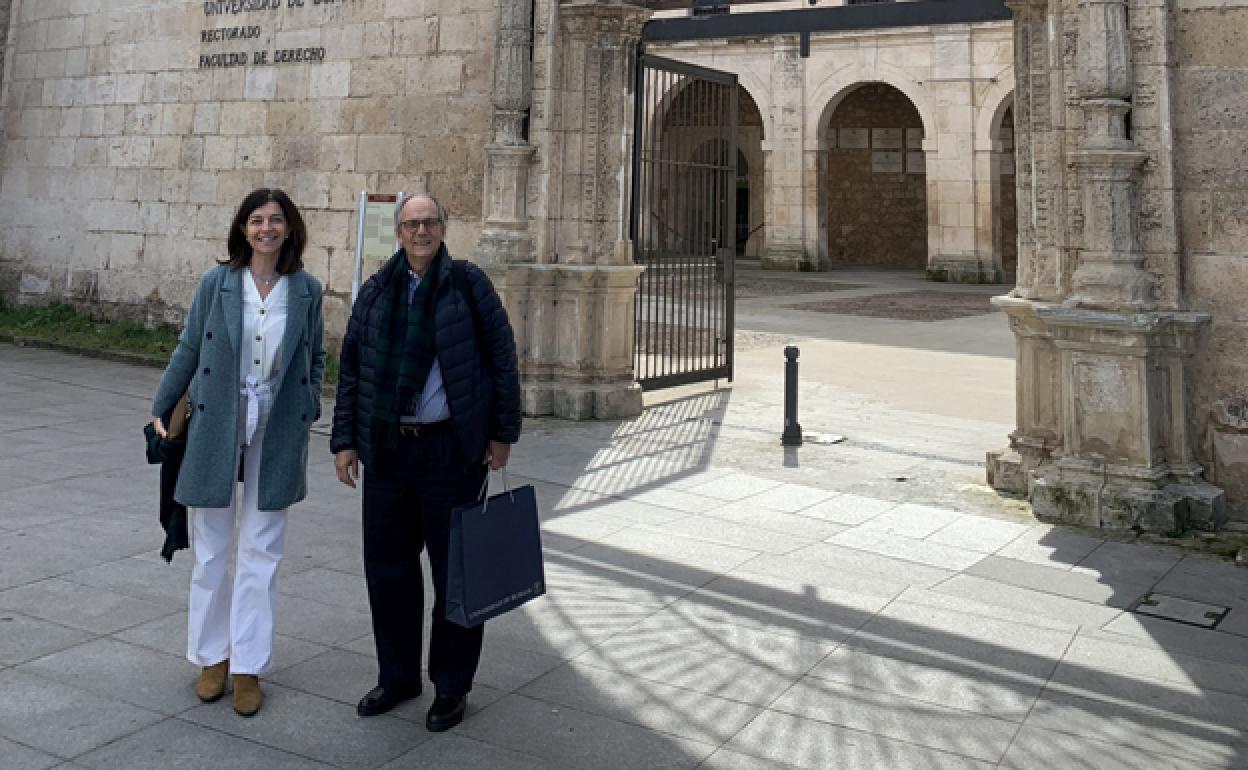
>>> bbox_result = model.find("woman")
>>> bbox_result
[150,188,325,717]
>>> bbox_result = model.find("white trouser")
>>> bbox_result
[187,390,287,675]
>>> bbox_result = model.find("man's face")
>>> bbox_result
[396,196,444,274]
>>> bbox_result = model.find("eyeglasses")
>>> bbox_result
[398,218,443,233]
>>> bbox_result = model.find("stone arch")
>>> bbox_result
[818,81,929,270]
[975,78,1016,151]
[807,64,935,147]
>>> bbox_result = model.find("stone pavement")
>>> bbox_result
[3,275,1248,769]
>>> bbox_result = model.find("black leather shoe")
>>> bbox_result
[425,694,467,732]
[356,683,421,717]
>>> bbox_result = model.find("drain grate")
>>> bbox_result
[1130,593,1229,629]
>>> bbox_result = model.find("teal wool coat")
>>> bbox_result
[151,265,326,511]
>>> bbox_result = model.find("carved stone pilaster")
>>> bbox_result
[477,0,537,265]
[552,1,650,267]
[505,1,651,420]
[1066,0,1156,311]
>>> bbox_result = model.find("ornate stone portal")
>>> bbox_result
[987,0,1225,531]
[479,1,649,420]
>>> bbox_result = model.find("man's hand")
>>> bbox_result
[484,441,511,470]
[150,416,167,438]
[334,449,360,488]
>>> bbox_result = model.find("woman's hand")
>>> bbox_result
[150,416,167,438]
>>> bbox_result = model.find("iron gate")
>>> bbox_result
[631,54,737,391]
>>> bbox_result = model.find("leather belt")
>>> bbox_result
[397,420,451,438]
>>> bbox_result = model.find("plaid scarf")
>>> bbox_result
[369,246,443,451]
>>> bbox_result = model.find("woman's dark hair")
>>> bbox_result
[224,188,307,274]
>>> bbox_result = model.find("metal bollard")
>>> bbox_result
[782,345,803,446]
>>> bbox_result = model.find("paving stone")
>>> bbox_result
[18,637,200,716]
[778,542,957,588]
[698,747,807,770]
[59,556,191,607]
[538,510,637,542]
[808,643,1046,722]
[735,550,912,602]
[1095,613,1248,667]
[596,527,760,574]
[378,733,557,770]
[0,612,94,666]
[73,718,336,770]
[993,525,1103,567]
[279,565,371,609]
[891,587,1080,633]
[181,683,428,769]
[696,500,847,540]
[769,677,1018,761]
[519,662,762,744]
[1024,682,1247,766]
[575,636,803,707]
[727,709,993,769]
[669,570,882,643]
[681,473,782,501]
[274,593,374,647]
[853,502,966,538]
[1000,725,1228,769]
[613,606,840,673]
[827,527,988,571]
[0,669,164,759]
[484,591,655,658]
[1060,634,1248,699]
[457,693,715,770]
[1073,540,1184,587]
[931,575,1124,630]
[112,612,330,670]
[1152,556,1248,635]
[0,578,177,634]
[737,482,836,512]
[965,555,1150,608]
[0,736,60,770]
[640,514,816,555]
[926,515,1034,554]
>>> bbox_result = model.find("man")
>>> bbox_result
[331,194,521,732]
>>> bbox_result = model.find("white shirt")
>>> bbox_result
[241,269,288,387]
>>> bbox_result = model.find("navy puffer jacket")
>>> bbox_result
[330,247,521,467]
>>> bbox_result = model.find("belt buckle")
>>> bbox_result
[398,423,420,438]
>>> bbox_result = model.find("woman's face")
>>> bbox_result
[243,201,288,261]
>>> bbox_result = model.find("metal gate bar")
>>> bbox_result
[631,54,737,391]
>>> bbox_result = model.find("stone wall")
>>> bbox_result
[1173,0,1248,521]
[824,83,927,269]
[0,0,497,343]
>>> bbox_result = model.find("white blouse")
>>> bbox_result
[240,269,288,386]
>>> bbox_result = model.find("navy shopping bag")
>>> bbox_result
[445,475,545,628]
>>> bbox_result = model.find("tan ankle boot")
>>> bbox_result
[195,660,229,703]
[233,674,263,716]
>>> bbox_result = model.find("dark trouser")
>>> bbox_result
[362,422,488,697]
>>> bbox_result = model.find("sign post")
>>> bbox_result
[352,192,406,305]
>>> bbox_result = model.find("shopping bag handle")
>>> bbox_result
[478,469,515,514]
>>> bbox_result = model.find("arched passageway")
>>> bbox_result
[736,87,764,258]
[997,105,1017,281]
[823,83,927,270]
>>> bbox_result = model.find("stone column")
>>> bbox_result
[760,36,808,270]
[477,0,537,265]
[972,136,1006,284]
[924,25,986,283]
[988,0,1224,532]
[1066,0,1153,310]
[497,0,649,420]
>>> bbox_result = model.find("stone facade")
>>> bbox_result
[646,15,1017,282]
[987,0,1248,529]
[0,0,498,342]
